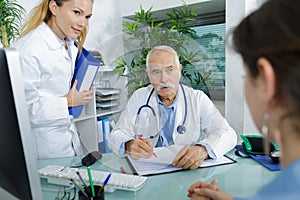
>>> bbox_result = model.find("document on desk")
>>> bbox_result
[126,145,236,176]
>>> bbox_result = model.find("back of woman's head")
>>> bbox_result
[232,0,300,115]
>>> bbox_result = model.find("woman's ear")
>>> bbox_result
[48,0,58,16]
[257,57,276,109]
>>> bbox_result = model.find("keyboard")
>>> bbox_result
[39,165,147,192]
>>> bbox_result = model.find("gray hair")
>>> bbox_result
[146,45,180,69]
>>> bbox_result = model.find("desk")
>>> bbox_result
[38,150,280,200]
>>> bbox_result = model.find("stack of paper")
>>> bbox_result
[95,88,120,111]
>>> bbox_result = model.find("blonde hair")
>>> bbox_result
[19,0,90,50]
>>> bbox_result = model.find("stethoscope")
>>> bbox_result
[135,83,187,136]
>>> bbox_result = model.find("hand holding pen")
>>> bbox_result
[125,134,158,159]
[136,134,158,158]
[124,130,159,160]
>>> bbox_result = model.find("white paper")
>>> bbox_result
[137,144,184,164]
[127,145,235,176]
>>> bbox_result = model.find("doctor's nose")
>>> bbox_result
[78,17,89,28]
[160,70,169,83]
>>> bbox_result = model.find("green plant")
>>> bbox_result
[113,2,212,97]
[0,0,26,47]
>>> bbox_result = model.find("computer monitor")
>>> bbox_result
[0,48,43,199]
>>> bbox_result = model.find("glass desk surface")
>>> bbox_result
[38,150,280,200]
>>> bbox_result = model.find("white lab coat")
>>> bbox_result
[108,84,237,158]
[12,22,83,159]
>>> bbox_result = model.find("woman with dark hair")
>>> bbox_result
[12,0,94,159]
[188,0,300,199]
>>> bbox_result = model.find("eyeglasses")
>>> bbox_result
[149,67,178,79]
[55,186,76,200]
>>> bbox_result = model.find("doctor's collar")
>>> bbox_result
[156,92,178,109]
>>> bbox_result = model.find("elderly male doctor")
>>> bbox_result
[108,45,237,169]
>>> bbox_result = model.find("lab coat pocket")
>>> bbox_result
[30,96,69,126]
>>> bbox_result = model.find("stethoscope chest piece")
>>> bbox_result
[176,125,186,134]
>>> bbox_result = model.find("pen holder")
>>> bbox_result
[78,185,104,200]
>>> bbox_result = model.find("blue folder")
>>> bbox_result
[97,117,112,153]
[69,47,100,118]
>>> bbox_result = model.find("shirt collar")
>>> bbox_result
[156,93,178,111]
[39,22,74,50]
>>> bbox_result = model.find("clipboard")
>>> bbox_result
[125,145,236,176]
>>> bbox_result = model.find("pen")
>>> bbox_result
[76,171,91,195]
[136,134,158,158]
[97,173,111,196]
[70,178,89,198]
[120,166,127,174]
[87,167,95,197]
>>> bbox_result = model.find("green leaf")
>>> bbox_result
[0,0,26,47]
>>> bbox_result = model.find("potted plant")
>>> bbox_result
[0,0,26,47]
[113,3,212,97]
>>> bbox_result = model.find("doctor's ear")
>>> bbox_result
[178,64,183,77]
[179,64,182,72]
[257,57,276,109]
[146,68,150,77]
[48,0,58,16]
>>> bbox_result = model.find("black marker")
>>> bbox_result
[76,171,91,195]
[70,179,89,198]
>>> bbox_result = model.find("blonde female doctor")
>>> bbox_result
[12,0,94,159]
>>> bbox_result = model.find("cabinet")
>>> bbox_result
[74,65,127,153]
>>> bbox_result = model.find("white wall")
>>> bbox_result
[225,0,246,136]
[16,0,39,13]
[226,0,266,137]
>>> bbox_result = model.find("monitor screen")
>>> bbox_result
[0,48,43,200]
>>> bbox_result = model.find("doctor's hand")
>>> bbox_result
[187,180,233,200]
[172,145,208,169]
[125,139,154,160]
[67,80,95,107]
